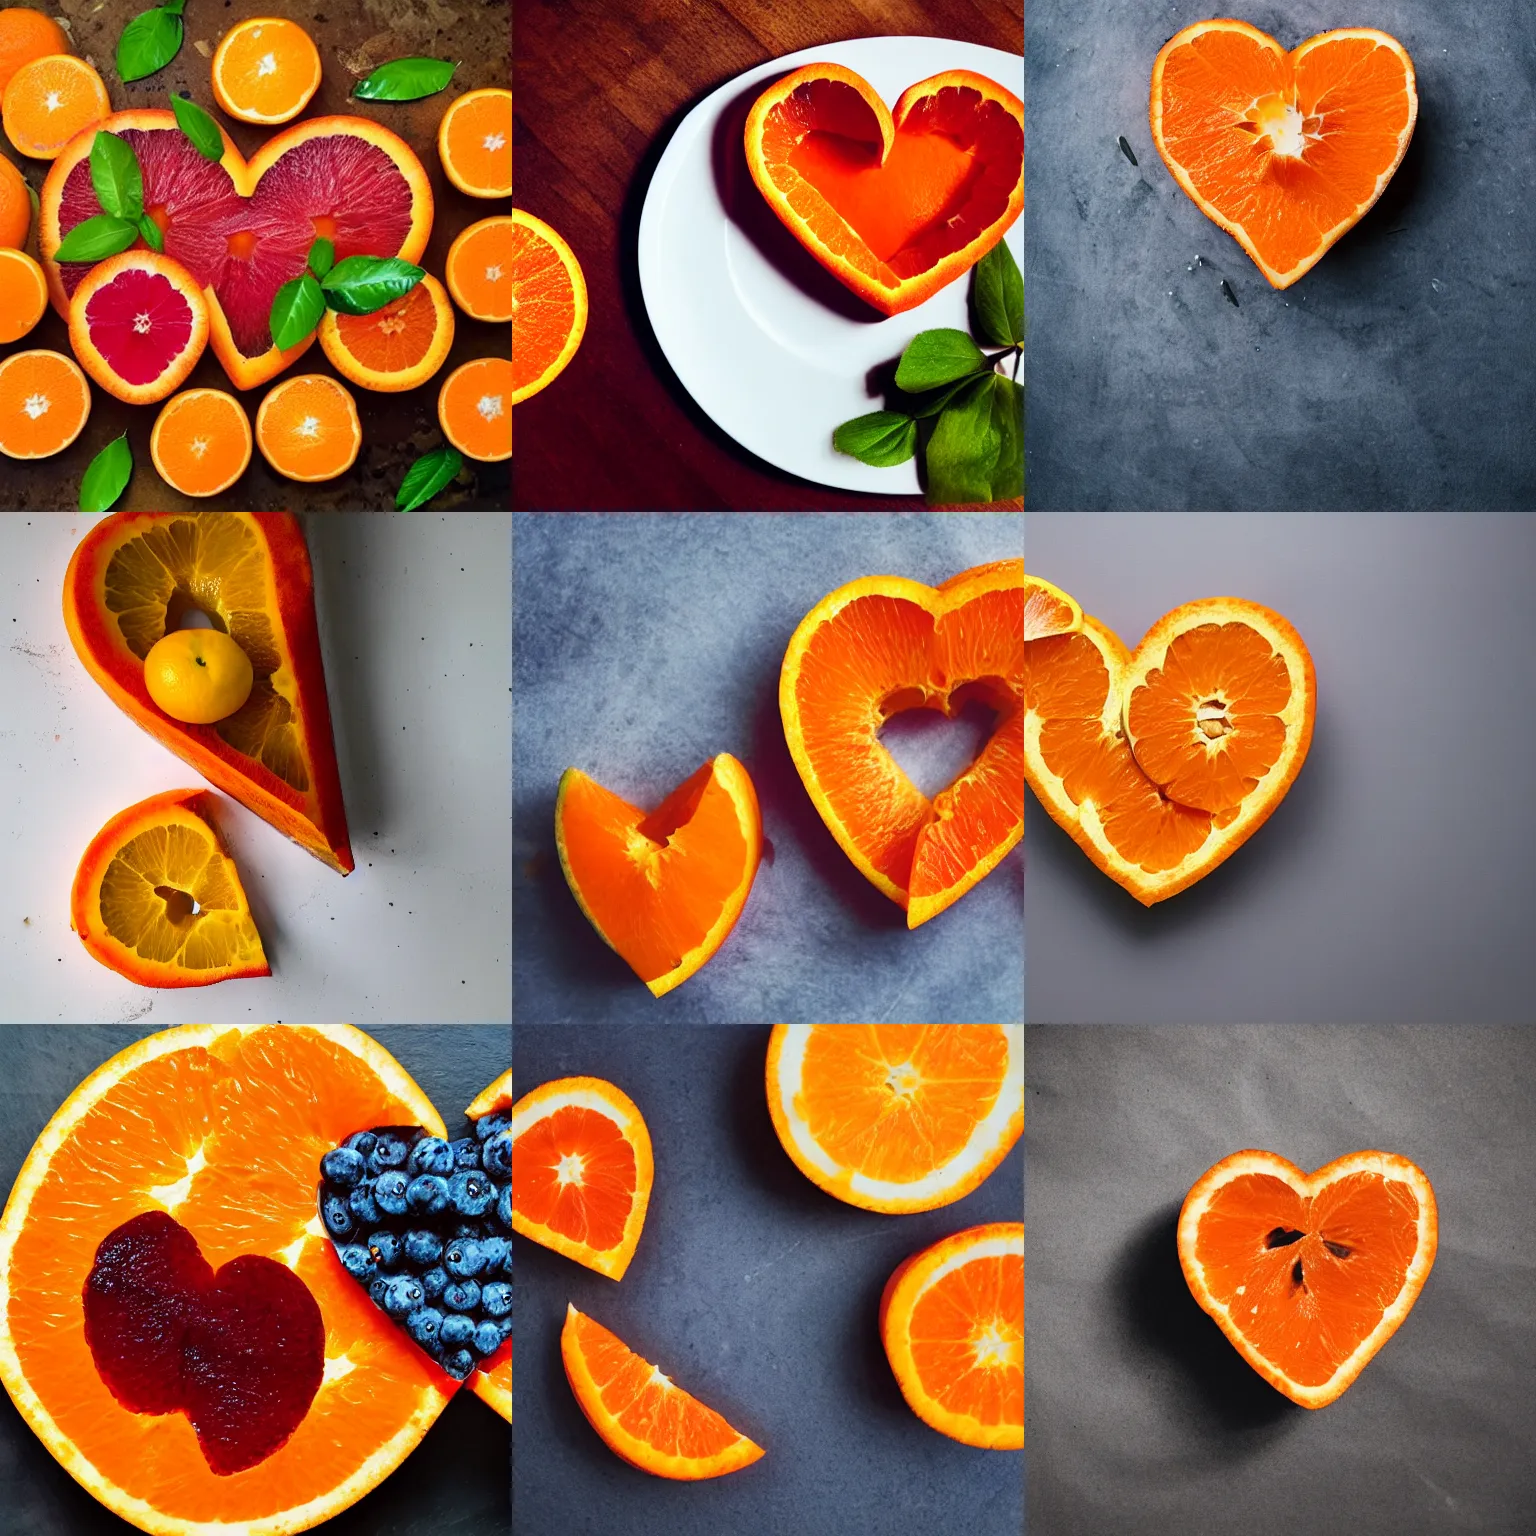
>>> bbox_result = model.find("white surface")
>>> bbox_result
[0,514,511,1024]
[638,36,1024,494]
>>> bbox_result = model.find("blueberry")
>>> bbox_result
[382,1275,425,1318]
[337,1243,375,1282]
[449,1136,481,1171]
[404,1229,444,1268]
[472,1320,504,1358]
[495,1186,510,1229]
[440,1347,475,1380]
[482,1128,511,1179]
[442,1279,481,1313]
[367,1133,411,1176]
[420,1265,449,1302]
[480,1281,512,1319]
[495,1315,513,1343]
[374,1169,410,1217]
[479,1236,511,1276]
[367,1230,403,1271]
[408,1137,454,1177]
[448,1169,495,1218]
[369,1276,391,1310]
[320,1191,355,1239]
[475,1111,510,1142]
[439,1312,475,1348]
[443,1238,486,1280]
[348,1182,382,1226]
[321,1147,367,1188]
[406,1174,450,1216]
[344,1131,378,1158]
[406,1306,444,1350]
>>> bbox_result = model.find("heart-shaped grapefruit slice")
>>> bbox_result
[744,63,1022,316]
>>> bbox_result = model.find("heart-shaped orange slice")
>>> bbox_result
[781,559,1023,927]
[1150,21,1417,288]
[744,63,1022,316]
[1179,1149,1438,1408]
[1024,591,1314,903]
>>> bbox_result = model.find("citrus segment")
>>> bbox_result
[150,387,253,497]
[0,243,46,339]
[744,64,1023,316]
[561,1305,764,1481]
[511,1076,652,1280]
[319,272,454,392]
[555,753,762,998]
[880,1222,1023,1449]
[780,559,1024,927]
[0,7,69,98]
[510,208,586,403]
[438,88,512,199]
[466,1071,512,1422]
[446,213,511,322]
[766,1025,1022,1213]
[2,53,107,159]
[255,373,361,482]
[211,17,322,125]
[0,150,32,248]
[63,512,354,874]
[1150,22,1418,288]
[438,354,510,462]
[0,1024,453,1535]
[1178,1149,1437,1408]
[1024,573,1081,642]
[0,346,88,458]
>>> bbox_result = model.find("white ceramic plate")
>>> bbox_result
[638,36,1024,496]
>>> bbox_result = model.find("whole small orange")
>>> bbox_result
[0,151,31,247]
[0,7,69,98]
[143,626,254,724]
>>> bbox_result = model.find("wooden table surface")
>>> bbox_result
[512,0,1022,510]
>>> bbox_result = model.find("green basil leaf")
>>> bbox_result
[895,328,988,394]
[396,446,464,511]
[924,377,1001,507]
[972,240,1024,348]
[54,214,139,263]
[307,237,335,280]
[901,375,983,420]
[832,410,917,468]
[270,272,327,351]
[90,131,143,221]
[80,434,133,513]
[164,0,186,14]
[352,57,457,102]
[170,93,225,163]
[137,212,165,252]
[117,6,184,83]
[321,255,424,315]
[987,375,1024,503]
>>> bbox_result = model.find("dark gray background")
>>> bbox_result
[0,1025,509,1536]
[1024,0,1536,510]
[512,1024,1024,1535]
[1025,512,1536,1024]
[512,513,1024,1023]
[1025,1024,1536,1534]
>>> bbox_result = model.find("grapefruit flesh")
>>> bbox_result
[81,262,197,386]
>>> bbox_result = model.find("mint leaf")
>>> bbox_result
[321,255,423,315]
[117,6,183,82]
[90,132,143,222]
[987,375,1024,502]
[80,434,133,513]
[270,272,327,351]
[895,329,988,394]
[352,57,457,102]
[396,446,464,510]
[137,212,164,252]
[833,411,917,467]
[54,214,139,263]
[972,241,1024,348]
[170,93,225,163]
[307,237,335,281]
[924,377,1001,507]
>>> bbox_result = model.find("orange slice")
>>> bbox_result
[1150,22,1417,289]
[211,17,322,125]
[510,208,586,402]
[150,388,254,498]
[780,559,1024,927]
[446,214,511,322]
[1024,590,1315,904]
[438,354,511,462]
[1178,1150,1438,1408]
[319,273,455,393]
[438,87,512,199]
[0,245,46,343]
[766,1025,1022,1213]
[0,1024,453,1535]
[880,1222,1023,1449]
[0,347,89,458]
[561,1305,764,1480]
[555,753,762,998]
[255,374,362,483]
[70,787,270,989]
[2,54,109,159]
[511,1076,652,1280]
[0,7,70,99]
[466,1070,512,1422]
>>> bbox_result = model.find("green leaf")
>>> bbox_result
[54,214,139,263]
[90,132,143,222]
[164,0,186,14]
[170,93,225,163]
[321,255,424,316]
[972,240,1024,348]
[901,375,983,420]
[924,377,1001,507]
[986,375,1024,502]
[80,434,133,513]
[895,328,988,394]
[396,447,464,511]
[832,411,917,468]
[352,57,457,102]
[137,212,164,252]
[117,6,184,83]
[270,272,327,351]
[307,237,335,281]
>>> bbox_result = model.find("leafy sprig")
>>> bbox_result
[269,240,426,351]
